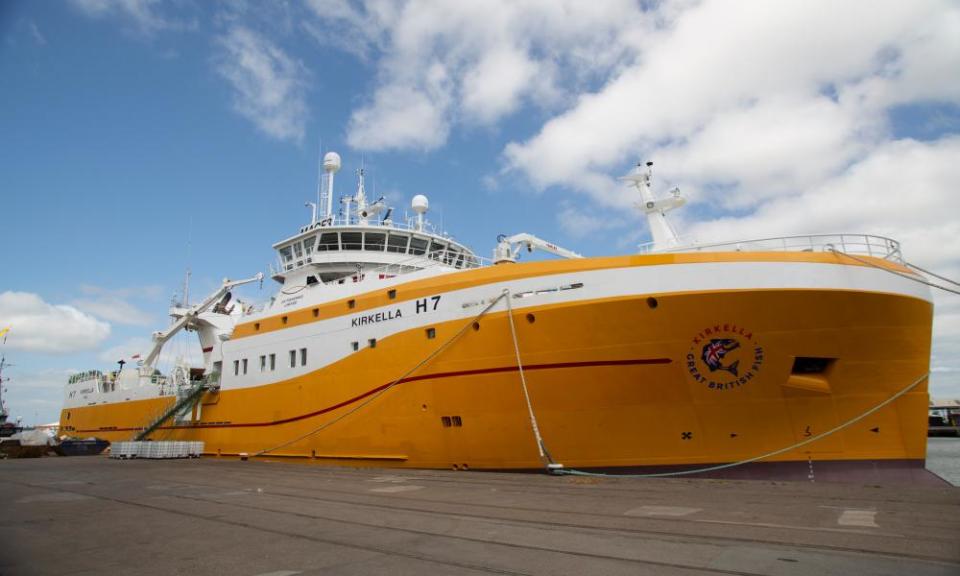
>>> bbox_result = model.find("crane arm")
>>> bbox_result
[142,272,263,369]
[493,233,583,263]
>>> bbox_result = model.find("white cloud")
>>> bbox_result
[70,0,179,35]
[0,292,110,354]
[347,69,452,151]
[216,26,309,143]
[308,0,647,151]
[71,284,159,326]
[504,0,959,198]
[461,46,537,125]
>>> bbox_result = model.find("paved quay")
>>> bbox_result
[1,457,958,576]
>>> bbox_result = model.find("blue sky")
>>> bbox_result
[2,0,959,424]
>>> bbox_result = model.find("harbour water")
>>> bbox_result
[927,437,960,486]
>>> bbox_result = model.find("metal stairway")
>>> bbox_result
[133,382,210,441]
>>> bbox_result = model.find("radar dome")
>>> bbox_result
[411,194,429,214]
[323,152,342,173]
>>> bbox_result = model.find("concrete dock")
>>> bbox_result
[1,457,958,575]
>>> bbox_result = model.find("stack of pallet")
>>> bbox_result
[110,441,204,459]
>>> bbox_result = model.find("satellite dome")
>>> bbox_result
[411,194,429,214]
[323,152,342,173]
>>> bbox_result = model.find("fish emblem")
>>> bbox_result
[702,339,740,376]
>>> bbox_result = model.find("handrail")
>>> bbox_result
[638,233,903,263]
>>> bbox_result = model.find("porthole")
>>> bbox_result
[348,299,356,309]
[388,289,397,300]
[526,313,536,324]
[312,308,319,318]
[254,322,260,331]
[473,322,480,331]
[426,327,436,339]
[646,297,658,309]
[281,316,289,324]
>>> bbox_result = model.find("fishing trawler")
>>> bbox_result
[59,154,934,479]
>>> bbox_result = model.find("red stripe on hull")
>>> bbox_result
[78,357,670,433]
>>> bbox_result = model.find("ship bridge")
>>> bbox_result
[272,219,481,285]
[271,153,481,287]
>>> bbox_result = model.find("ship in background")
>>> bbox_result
[59,154,935,481]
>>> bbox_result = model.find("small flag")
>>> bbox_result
[0,326,9,343]
[130,353,141,360]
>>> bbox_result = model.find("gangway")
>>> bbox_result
[132,379,212,441]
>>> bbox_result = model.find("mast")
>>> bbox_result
[0,328,10,423]
[622,161,685,251]
[355,168,368,224]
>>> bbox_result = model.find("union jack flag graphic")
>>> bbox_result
[702,339,741,376]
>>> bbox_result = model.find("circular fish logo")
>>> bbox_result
[686,324,764,391]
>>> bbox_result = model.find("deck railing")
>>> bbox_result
[637,234,903,263]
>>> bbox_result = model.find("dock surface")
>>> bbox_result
[1,457,958,575]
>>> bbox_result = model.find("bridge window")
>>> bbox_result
[233,360,239,376]
[269,353,276,371]
[444,249,459,265]
[293,242,303,258]
[303,236,315,255]
[341,232,362,250]
[242,359,248,375]
[279,246,293,263]
[289,350,296,368]
[410,236,428,255]
[318,232,339,251]
[300,348,307,366]
[387,233,409,253]
[365,232,386,251]
[260,355,266,372]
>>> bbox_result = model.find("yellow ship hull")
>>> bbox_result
[60,254,932,476]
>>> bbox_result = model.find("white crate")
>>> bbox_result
[112,441,142,459]
[142,442,158,459]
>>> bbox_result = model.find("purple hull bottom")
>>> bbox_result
[544,459,949,486]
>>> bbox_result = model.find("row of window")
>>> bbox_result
[237,318,524,377]
[233,348,308,376]
[278,231,479,269]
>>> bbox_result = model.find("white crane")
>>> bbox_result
[141,272,263,370]
[493,233,584,264]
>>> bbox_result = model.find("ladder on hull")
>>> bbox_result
[133,383,209,441]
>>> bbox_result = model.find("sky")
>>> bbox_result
[1,0,959,425]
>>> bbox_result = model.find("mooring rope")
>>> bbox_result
[504,289,556,466]
[254,291,509,457]
[552,371,929,478]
